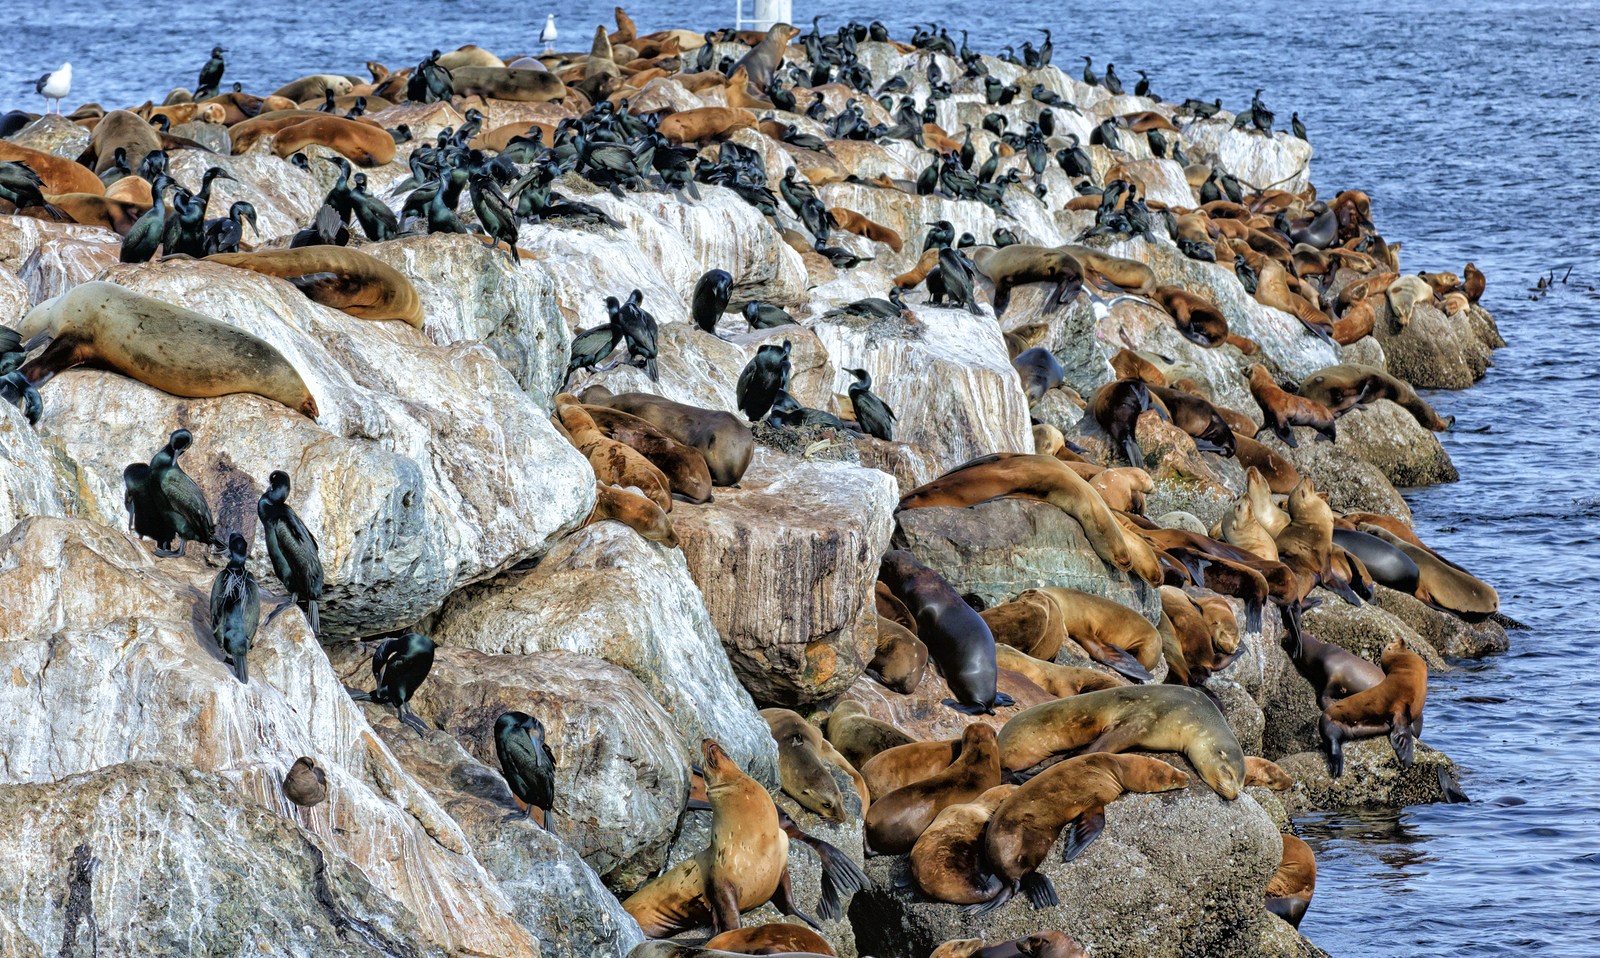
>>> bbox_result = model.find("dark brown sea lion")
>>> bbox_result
[1233,434,1300,493]
[205,247,424,327]
[270,115,397,166]
[825,701,915,772]
[281,756,328,807]
[1284,632,1384,711]
[1151,285,1228,346]
[878,550,1014,715]
[967,245,1083,317]
[704,922,837,956]
[1247,365,1336,447]
[1266,833,1316,928]
[864,722,1001,855]
[909,784,1017,905]
[1147,384,1238,456]
[583,404,714,503]
[1091,378,1162,468]
[581,387,754,486]
[1321,637,1427,777]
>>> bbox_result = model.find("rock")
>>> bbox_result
[1304,400,1457,488]
[35,260,594,638]
[1278,741,1465,812]
[1155,510,1210,535]
[367,101,466,142]
[1260,915,1333,958]
[0,517,538,957]
[5,114,89,158]
[1214,678,1265,756]
[1302,600,1446,671]
[429,521,778,784]
[0,401,64,533]
[838,665,1054,744]
[0,264,26,324]
[854,781,1282,958]
[672,451,898,705]
[1369,586,1509,658]
[170,120,230,153]
[1374,302,1493,389]
[0,217,119,304]
[1278,432,1413,520]
[406,646,690,885]
[1178,120,1313,194]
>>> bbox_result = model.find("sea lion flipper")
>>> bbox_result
[1388,721,1416,769]
[684,797,712,811]
[1081,639,1152,683]
[770,866,822,931]
[286,272,345,296]
[1437,765,1470,804]
[1020,871,1058,909]
[1266,895,1308,928]
[1061,804,1107,862]
[942,698,995,716]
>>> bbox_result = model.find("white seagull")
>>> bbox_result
[540,14,558,53]
[35,62,72,115]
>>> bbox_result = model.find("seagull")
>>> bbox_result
[540,14,558,53]
[35,63,71,115]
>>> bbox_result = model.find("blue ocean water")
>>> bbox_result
[9,1,1599,954]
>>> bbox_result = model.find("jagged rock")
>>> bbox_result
[0,217,119,303]
[1278,431,1413,520]
[171,120,230,153]
[1297,399,1456,488]
[1302,600,1446,670]
[367,101,466,141]
[839,665,1054,744]
[0,516,539,957]
[5,114,89,157]
[1261,915,1333,958]
[1370,586,1509,658]
[1278,740,1464,812]
[672,451,898,705]
[1178,120,1313,193]
[407,646,690,885]
[429,520,779,783]
[34,260,593,638]
[0,264,26,323]
[0,400,63,533]
[1374,302,1493,389]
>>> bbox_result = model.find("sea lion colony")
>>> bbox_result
[0,9,1508,957]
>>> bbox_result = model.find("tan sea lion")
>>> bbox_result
[1360,525,1498,620]
[1035,586,1162,682]
[1266,833,1316,928]
[762,708,869,821]
[728,23,801,88]
[76,109,163,173]
[967,245,1083,317]
[860,739,960,801]
[583,404,714,503]
[1385,274,1434,327]
[453,66,568,102]
[1321,638,1428,777]
[0,142,106,196]
[436,44,506,69]
[17,281,317,418]
[622,739,806,936]
[270,115,396,166]
[996,685,1246,799]
[824,701,915,772]
[580,387,754,486]
[995,645,1126,698]
[909,784,1017,905]
[205,247,423,327]
[36,192,148,233]
[704,922,836,956]
[1089,466,1152,514]
[1063,246,1157,294]
[980,590,1065,660]
[659,107,758,143]
[556,400,672,511]
[1245,756,1293,790]
[271,75,354,102]
[1297,364,1453,431]
[864,722,1001,854]
[866,614,927,693]
[587,482,678,547]
[1220,495,1278,561]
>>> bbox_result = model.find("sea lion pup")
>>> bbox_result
[586,481,679,547]
[77,109,164,173]
[997,685,1247,800]
[270,115,396,166]
[728,22,800,88]
[1035,586,1163,682]
[762,708,870,820]
[282,756,329,808]
[1109,347,1167,387]
[864,722,1001,855]
[979,754,1192,913]
[0,143,105,196]
[705,922,837,956]
[1266,833,1317,928]
[1245,756,1293,790]
[1359,525,1499,620]
[861,739,962,801]
[877,550,1015,715]
[1321,637,1428,777]
[1151,285,1228,346]
[1012,347,1065,404]
[1385,274,1434,327]
[624,740,815,937]
[1247,365,1336,447]
[829,207,903,251]
[898,453,1161,585]
[556,399,673,511]
[909,784,1017,906]
[1296,363,1454,431]
[1285,632,1384,711]
[659,106,758,143]
[980,589,1065,660]
[966,245,1084,317]
[867,614,928,693]
[1091,378,1163,468]
[825,701,915,772]
[15,281,317,418]
[1233,433,1300,493]
[205,247,423,327]
[583,404,714,503]
[1220,495,1279,561]
[581,387,754,486]
[875,581,918,634]
[995,645,1126,698]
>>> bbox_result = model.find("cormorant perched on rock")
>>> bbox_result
[351,632,436,735]
[737,339,791,422]
[566,306,623,384]
[690,269,733,336]
[203,200,257,255]
[148,428,222,559]
[847,368,896,441]
[120,175,173,263]
[743,301,797,330]
[1292,112,1307,141]
[1103,63,1124,95]
[258,470,324,636]
[922,219,955,253]
[616,289,659,381]
[470,171,519,261]
[495,710,556,826]
[196,47,227,100]
[768,390,860,433]
[1081,56,1098,86]
[210,533,260,684]
[1135,70,1152,98]
[0,371,41,424]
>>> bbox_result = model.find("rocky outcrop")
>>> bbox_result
[1278,741,1465,812]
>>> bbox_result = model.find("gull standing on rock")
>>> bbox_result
[35,63,71,114]
[540,14,558,53]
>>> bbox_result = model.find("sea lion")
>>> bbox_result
[270,115,397,166]
[1266,833,1316,928]
[1331,297,1377,345]
[451,66,568,102]
[1088,466,1151,514]
[16,281,317,418]
[762,708,869,820]
[864,722,1001,855]
[205,247,424,327]
[629,945,830,958]
[1245,466,1291,535]
[1245,756,1293,790]
[997,685,1246,799]
[1463,262,1486,304]
[623,739,810,936]
[878,550,1014,715]
[1247,365,1336,447]
[1158,586,1241,690]
[1297,364,1453,431]
[1151,285,1228,346]
[282,756,329,807]
[980,590,1065,660]
[228,109,336,152]
[897,454,1161,585]
[659,107,758,143]
[828,207,902,251]
[1360,525,1498,620]
[867,614,928,693]
[967,245,1083,317]
[995,645,1125,698]
[36,192,148,233]
[582,387,754,486]
[875,581,917,634]
[556,399,673,511]
[1273,478,1336,611]
[0,142,105,196]
[909,784,1017,905]
[1285,633,1384,711]
[1035,586,1162,682]
[1012,347,1064,404]
[980,753,1191,911]
[704,923,837,956]
[435,44,505,69]
[587,481,678,546]
[861,739,961,801]
[728,23,801,88]
[1331,527,1419,594]
[584,404,714,503]
[1064,246,1157,295]
[1321,637,1427,777]
[1147,384,1237,456]
[1220,495,1278,561]
[1386,274,1433,327]
[1108,348,1166,387]
[77,109,163,173]
[1091,378,1162,468]
[272,75,354,102]
[1233,433,1300,493]
[825,701,915,772]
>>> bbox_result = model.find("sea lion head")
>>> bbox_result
[1196,730,1246,800]
[701,738,735,786]
[1020,931,1089,958]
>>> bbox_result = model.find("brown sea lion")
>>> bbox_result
[271,75,353,101]
[762,708,868,821]
[1147,384,1238,456]
[271,115,396,166]
[1247,365,1336,447]
[1064,246,1157,295]
[980,753,1191,912]
[1091,377,1163,468]
[878,550,1014,715]
[864,722,1001,854]
[704,922,837,956]
[1331,297,1377,345]
[875,581,917,634]
[76,109,163,173]
[895,248,941,289]
[866,615,928,694]
[1117,111,1181,133]
[1192,592,1239,654]
[452,66,568,102]
[828,207,903,251]
[1036,586,1162,682]
[1284,632,1384,711]
[580,387,754,486]
[1360,525,1499,620]
[1321,637,1427,777]
[909,784,1017,905]
[37,192,148,233]
[583,404,714,503]
[659,106,758,143]
[435,44,505,69]
[556,399,672,511]
[1266,833,1317,928]
[728,23,801,88]
[0,142,106,196]
[625,943,832,958]
[995,645,1125,698]
[996,685,1246,799]
[825,701,915,772]
[1297,364,1453,431]
[205,247,424,327]
[1273,479,1337,624]
[897,454,1162,585]
[860,739,960,801]
[967,245,1083,317]
[623,739,808,936]
[16,281,317,418]
[1233,434,1299,494]
[1245,756,1293,790]
[1089,466,1151,514]
[1463,262,1486,304]
[1158,586,1241,690]
[587,482,678,546]
[1440,291,1469,316]
[227,109,330,152]
[980,590,1065,660]
[1109,347,1167,387]
[1151,286,1228,346]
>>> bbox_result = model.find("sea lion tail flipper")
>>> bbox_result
[1388,720,1416,769]
[963,883,1014,917]
[1020,871,1058,909]
[1048,275,1083,312]
[1121,435,1144,469]
[1061,805,1107,862]
[942,698,997,715]
[1244,598,1263,634]
[1319,716,1344,778]
[1274,425,1297,448]
[781,812,870,920]
[992,691,1016,708]
[1280,605,1304,659]
[1437,765,1470,804]
[1266,895,1309,929]
[1081,640,1152,683]
[771,866,823,931]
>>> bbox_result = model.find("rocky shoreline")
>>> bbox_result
[0,17,1506,958]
